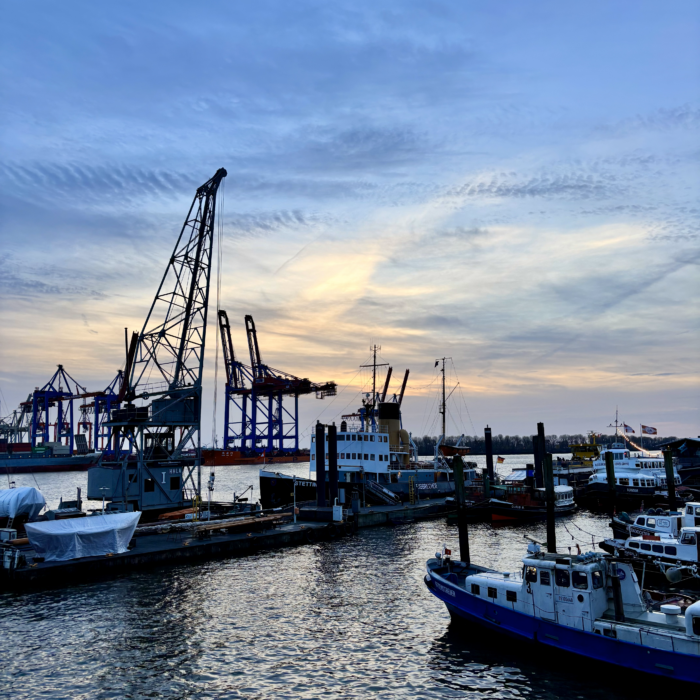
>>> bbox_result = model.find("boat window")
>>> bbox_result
[652,545,664,554]
[525,566,537,583]
[370,454,375,461]
[681,532,697,545]
[488,587,497,599]
[351,453,356,459]
[351,435,356,441]
[572,571,587,590]
[338,435,345,441]
[364,435,369,442]
[688,506,695,515]
[144,478,155,493]
[619,478,629,486]
[603,628,617,639]
[471,584,480,595]
[592,571,604,589]
[636,517,645,525]
[311,437,315,443]
[696,507,700,516]
[640,543,651,551]
[665,546,677,555]
[364,454,368,460]
[633,480,639,487]
[629,541,640,549]
[693,616,700,636]
[555,570,570,588]
[169,476,180,491]
[647,518,656,527]
[506,590,517,603]
[540,570,551,586]
[370,435,374,442]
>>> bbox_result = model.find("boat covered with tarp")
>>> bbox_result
[0,487,46,521]
[25,512,140,562]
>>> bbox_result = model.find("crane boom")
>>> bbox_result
[245,314,264,381]
[380,367,393,402]
[130,167,227,395]
[218,310,240,389]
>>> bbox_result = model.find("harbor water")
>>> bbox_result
[0,457,658,699]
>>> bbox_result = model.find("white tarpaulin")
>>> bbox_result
[0,487,46,520]
[25,512,141,562]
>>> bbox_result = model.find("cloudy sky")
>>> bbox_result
[1,1,698,442]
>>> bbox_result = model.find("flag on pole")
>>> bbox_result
[497,456,505,463]
[623,424,635,434]
[641,425,657,435]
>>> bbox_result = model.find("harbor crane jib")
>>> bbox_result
[218,311,336,456]
[88,167,227,517]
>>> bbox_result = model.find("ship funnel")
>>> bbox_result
[378,402,409,466]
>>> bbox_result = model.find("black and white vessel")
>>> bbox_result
[259,356,474,509]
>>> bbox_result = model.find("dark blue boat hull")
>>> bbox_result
[426,574,700,684]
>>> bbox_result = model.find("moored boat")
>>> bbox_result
[425,544,700,683]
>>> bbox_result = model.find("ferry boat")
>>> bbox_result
[425,543,700,683]
[583,442,681,502]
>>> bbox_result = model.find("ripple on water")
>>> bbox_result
[0,512,663,699]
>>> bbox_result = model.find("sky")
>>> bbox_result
[1,1,698,444]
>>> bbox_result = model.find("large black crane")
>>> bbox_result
[88,168,227,517]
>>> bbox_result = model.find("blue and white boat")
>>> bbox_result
[425,543,700,683]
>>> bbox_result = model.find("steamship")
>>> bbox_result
[259,362,468,509]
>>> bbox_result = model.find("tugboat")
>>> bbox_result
[427,433,700,684]
[425,544,700,683]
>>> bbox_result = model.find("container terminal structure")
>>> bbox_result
[204,310,336,466]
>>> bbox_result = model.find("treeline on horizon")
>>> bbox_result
[412,433,678,455]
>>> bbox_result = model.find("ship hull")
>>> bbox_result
[203,449,310,467]
[426,572,700,684]
[258,470,455,509]
[489,501,577,522]
[0,454,100,473]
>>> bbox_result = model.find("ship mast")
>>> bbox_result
[361,345,388,427]
[436,357,450,440]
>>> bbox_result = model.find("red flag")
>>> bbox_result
[497,456,505,463]
[623,423,635,434]
[641,425,657,435]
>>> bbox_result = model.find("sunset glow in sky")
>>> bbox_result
[1,2,698,441]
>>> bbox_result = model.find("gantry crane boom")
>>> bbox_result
[244,314,264,381]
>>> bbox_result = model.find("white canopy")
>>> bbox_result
[25,512,140,562]
[0,487,46,520]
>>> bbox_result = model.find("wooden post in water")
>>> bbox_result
[315,422,326,507]
[485,426,495,482]
[533,431,544,489]
[543,451,557,554]
[452,455,470,565]
[664,448,677,512]
[328,423,339,505]
[605,450,616,518]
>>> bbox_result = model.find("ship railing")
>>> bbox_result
[341,424,389,434]
[389,445,410,453]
